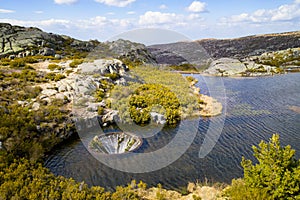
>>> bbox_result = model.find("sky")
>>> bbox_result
[1,0,300,44]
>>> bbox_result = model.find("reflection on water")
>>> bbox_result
[45,73,300,190]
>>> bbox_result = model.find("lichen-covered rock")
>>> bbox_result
[204,58,246,76]
[32,102,40,111]
[78,59,128,75]
[0,23,97,57]
[41,89,58,97]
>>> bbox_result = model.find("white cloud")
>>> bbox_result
[54,0,78,5]
[187,1,206,13]
[34,11,44,14]
[139,11,181,26]
[0,16,135,41]
[222,1,300,24]
[127,11,135,15]
[0,8,15,13]
[188,13,202,20]
[94,0,135,7]
[159,4,167,10]
[0,18,71,28]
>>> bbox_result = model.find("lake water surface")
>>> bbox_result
[45,73,300,190]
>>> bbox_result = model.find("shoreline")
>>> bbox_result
[178,70,300,78]
[199,94,223,117]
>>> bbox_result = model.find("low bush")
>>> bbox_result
[225,134,300,199]
[48,64,62,71]
[9,58,26,68]
[45,72,66,81]
[69,59,84,68]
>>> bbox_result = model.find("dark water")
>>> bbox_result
[45,73,300,190]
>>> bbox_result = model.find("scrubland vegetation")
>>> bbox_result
[110,66,200,125]
[0,55,299,199]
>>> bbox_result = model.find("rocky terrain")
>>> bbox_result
[0,23,99,58]
[203,47,300,76]
[148,31,300,76]
[2,22,300,77]
[148,31,300,62]
[0,23,156,64]
[198,31,300,59]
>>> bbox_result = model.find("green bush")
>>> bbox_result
[23,56,39,64]
[241,134,300,199]
[45,72,66,81]
[105,73,120,81]
[192,194,202,200]
[0,159,111,200]
[129,84,180,125]
[186,76,198,83]
[65,69,73,76]
[110,66,200,125]
[224,179,270,200]
[69,59,84,68]
[0,58,11,66]
[97,107,104,115]
[9,58,26,68]
[94,89,105,102]
[170,63,197,72]
[48,64,62,71]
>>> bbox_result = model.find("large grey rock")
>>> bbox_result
[55,93,66,100]
[150,112,166,124]
[39,47,55,56]
[41,89,58,96]
[32,102,40,111]
[78,59,128,75]
[100,110,118,126]
[204,58,246,76]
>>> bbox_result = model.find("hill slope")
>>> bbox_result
[148,31,300,66]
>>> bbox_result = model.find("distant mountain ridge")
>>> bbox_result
[198,31,300,59]
[147,31,300,66]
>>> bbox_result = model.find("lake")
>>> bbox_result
[45,73,300,190]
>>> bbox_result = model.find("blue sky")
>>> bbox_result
[1,0,300,43]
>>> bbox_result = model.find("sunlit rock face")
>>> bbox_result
[89,132,142,154]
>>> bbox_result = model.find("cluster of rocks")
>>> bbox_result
[0,23,158,67]
[107,39,157,64]
[34,59,132,127]
[203,47,300,76]
[79,58,129,76]
[203,58,275,76]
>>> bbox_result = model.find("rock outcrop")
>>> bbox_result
[107,39,157,64]
[78,58,129,75]
[0,23,99,58]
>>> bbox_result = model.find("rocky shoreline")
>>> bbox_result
[31,58,221,131]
